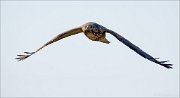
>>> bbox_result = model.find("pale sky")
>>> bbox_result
[1,1,179,97]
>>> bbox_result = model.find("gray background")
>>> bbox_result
[1,1,179,97]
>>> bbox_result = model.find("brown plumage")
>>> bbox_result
[16,22,173,68]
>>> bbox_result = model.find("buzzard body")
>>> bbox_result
[82,22,110,44]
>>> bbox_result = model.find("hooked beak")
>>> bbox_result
[99,37,110,44]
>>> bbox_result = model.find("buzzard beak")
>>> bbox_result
[99,37,110,44]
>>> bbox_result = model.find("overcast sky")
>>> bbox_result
[1,1,179,97]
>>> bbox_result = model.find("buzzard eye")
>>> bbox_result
[93,28,98,32]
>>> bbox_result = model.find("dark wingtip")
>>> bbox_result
[151,58,173,69]
[24,52,35,54]
[160,60,169,63]
[15,57,23,61]
[17,55,25,57]
[158,60,173,69]
[16,51,35,61]
[161,64,173,69]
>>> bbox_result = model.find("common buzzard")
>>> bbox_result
[16,22,172,68]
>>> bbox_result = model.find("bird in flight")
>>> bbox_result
[16,22,172,68]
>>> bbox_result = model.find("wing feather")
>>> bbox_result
[106,29,172,68]
[16,27,82,61]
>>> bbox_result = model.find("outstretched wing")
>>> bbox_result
[106,29,172,68]
[16,27,83,61]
